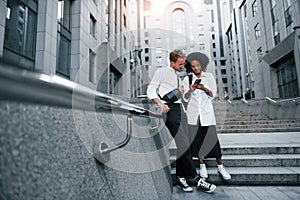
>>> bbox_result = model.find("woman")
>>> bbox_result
[183,52,231,181]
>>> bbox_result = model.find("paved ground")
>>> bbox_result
[172,186,300,200]
[172,132,300,199]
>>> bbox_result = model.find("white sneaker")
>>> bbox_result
[199,164,208,179]
[218,165,231,180]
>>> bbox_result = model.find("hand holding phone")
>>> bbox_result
[194,79,201,85]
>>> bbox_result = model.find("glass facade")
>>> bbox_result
[56,0,72,78]
[3,0,38,69]
[277,54,299,98]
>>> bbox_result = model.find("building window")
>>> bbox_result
[273,21,280,45]
[257,47,262,62]
[56,0,72,78]
[283,0,293,34]
[213,52,216,57]
[56,34,71,78]
[156,38,161,44]
[123,14,127,28]
[123,35,127,49]
[58,0,71,30]
[210,10,214,23]
[145,56,149,62]
[90,14,97,39]
[277,54,299,98]
[156,47,162,54]
[221,69,227,74]
[145,48,149,53]
[222,78,228,84]
[199,34,204,40]
[198,24,204,32]
[156,56,162,63]
[89,49,96,83]
[220,60,226,65]
[109,65,121,95]
[3,0,38,68]
[270,1,280,45]
[212,34,215,40]
[252,0,257,17]
[254,23,260,39]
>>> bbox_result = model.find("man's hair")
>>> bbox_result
[169,49,186,63]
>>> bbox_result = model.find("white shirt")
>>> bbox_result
[182,72,217,126]
[147,66,182,104]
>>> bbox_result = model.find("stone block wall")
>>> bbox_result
[0,101,172,200]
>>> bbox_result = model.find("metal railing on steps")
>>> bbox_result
[0,59,162,164]
[265,96,300,106]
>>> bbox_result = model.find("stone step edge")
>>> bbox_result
[171,166,300,175]
[169,154,300,161]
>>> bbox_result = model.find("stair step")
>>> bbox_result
[218,127,300,133]
[217,120,300,125]
[221,145,300,155]
[169,145,300,156]
[171,167,300,185]
[217,124,300,129]
[170,154,300,167]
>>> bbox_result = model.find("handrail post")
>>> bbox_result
[93,115,132,164]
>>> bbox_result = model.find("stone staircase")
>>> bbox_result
[170,102,300,185]
[215,112,300,133]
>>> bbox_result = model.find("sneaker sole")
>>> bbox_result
[204,184,216,193]
[176,185,193,192]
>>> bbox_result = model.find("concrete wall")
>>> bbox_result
[0,101,172,200]
[223,99,300,120]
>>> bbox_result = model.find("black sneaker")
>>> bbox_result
[197,178,216,193]
[176,177,193,192]
[186,176,200,186]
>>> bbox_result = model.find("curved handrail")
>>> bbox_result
[0,59,162,164]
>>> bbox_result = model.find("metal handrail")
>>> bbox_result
[265,97,278,105]
[241,98,248,104]
[0,59,162,164]
[265,96,300,105]
[0,60,161,118]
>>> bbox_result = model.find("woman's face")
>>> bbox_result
[191,60,202,75]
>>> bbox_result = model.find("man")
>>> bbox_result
[147,49,216,193]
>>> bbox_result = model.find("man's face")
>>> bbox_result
[171,57,185,72]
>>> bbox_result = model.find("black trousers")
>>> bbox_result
[163,103,197,178]
[189,122,222,159]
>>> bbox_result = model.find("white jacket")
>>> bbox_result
[183,72,217,126]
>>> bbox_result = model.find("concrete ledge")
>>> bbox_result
[0,101,172,200]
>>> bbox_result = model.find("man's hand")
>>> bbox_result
[152,98,170,113]
[158,102,170,113]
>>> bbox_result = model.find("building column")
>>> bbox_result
[35,0,58,74]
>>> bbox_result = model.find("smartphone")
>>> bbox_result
[194,79,202,85]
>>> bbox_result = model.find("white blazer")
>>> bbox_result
[183,72,217,126]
